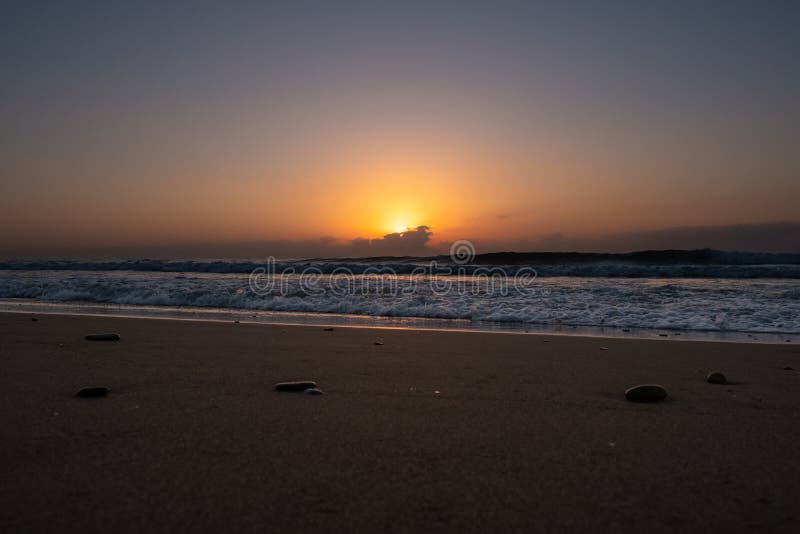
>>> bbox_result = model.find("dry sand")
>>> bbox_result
[1,312,799,532]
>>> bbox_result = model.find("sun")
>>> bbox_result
[387,214,415,234]
[383,206,424,236]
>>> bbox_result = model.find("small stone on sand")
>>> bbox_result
[85,333,120,341]
[323,327,335,331]
[706,371,727,384]
[303,388,323,395]
[625,384,667,402]
[659,333,668,337]
[600,347,609,351]
[31,317,38,322]
[374,341,384,345]
[75,386,110,398]
[784,366,794,371]
[275,381,317,391]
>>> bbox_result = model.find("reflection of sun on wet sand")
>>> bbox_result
[1,312,799,531]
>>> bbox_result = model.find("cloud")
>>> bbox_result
[465,221,800,254]
[608,221,800,252]
[350,226,433,257]
[3,222,797,260]
[0,226,437,260]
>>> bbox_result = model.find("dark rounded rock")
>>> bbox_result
[706,371,727,384]
[85,333,120,341]
[31,317,38,322]
[784,366,794,371]
[374,341,384,346]
[75,386,110,398]
[323,327,335,331]
[275,381,317,391]
[303,388,324,395]
[625,384,667,402]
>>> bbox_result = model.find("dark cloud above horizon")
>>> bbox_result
[350,226,432,257]
[1,222,797,260]
[469,221,800,255]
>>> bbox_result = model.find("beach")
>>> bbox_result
[1,311,799,532]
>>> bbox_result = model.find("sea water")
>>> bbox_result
[1,255,798,343]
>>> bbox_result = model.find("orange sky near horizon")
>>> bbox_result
[3,135,796,252]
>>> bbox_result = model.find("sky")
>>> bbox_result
[1,0,798,258]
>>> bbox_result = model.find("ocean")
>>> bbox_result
[2,250,799,343]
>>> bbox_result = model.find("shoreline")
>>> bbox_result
[1,299,795,345]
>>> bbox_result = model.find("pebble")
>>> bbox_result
[625,384,668,402]
[622,328,630,332]
[706,371,727,384]
[784,366,794,371]
[85,333,120,341]
[275,381,317,391]
[75,386,110,398]
[600,347,609,351]
[303,388,324,395]
[374,341,384,345]
[658,333,668,337]
[323,327,335,331]
[31,317,38,322]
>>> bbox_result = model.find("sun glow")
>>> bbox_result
[387,212,422,235]
[308,154,485,241]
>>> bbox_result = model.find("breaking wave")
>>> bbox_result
[2,248,800,279]
[1,269,799,334]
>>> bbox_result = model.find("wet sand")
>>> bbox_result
[1,312,799,532]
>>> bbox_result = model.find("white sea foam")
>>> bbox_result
[1,269,799,334]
